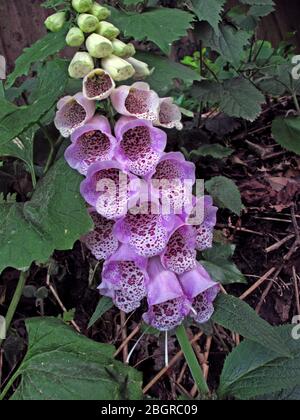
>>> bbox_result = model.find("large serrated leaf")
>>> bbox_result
[0,127,36,178]
[192,77,265,121]
[191,0,226,33]
[0,60,69,147]
[10,318,142,400]
[205,176,243,215]
[272,116,300,155]
[6,29,68,88]
[220,77,265,121]
[110,7,194,54]
[212,295,291,358]
[198,23,251,66]
[136,52,201,95]
[219,325,300,400]
[0,157,93,274]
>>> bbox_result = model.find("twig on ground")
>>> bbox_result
[120,311,128,363]
[265,234,295,253]
[239,267,276,300]
[46,272,81,333]
[256,205,300,314]
[142,332,203,395]
[114,323,141,358]
[177,362,187,384]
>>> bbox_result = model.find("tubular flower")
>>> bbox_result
[113,201,175,258]
[100,245,148,312]
[96,21,120,40]
[161,217,197,275]
[179,263,220,324]
[186,196,218,251]
[89,3,111,21]
[114,117,167,177]
[143,258,190,331]
[146,152,195,214]
[81,209,118,260]
[77,13,99,33]
[110,82,160,121]
[66,27,85,47]
[126,57,152,79]
[64,116,116,175]
[112,40,136,59]
[80,161,140,220]
[68,52,95,79]
[101,55,135,82]
[44,12,66,33]
[155,97,183,130]
[86,34,113,59]
[72,0,93,13]
[83,69,115,100]
[54,93,96,138]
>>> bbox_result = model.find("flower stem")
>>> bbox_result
[0,271,27,349]
[176,324,209,396]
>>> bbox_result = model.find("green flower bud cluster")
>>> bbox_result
[44,1,152,82]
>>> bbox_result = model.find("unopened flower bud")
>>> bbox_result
[44,12,66,33]
[77,13,99,33]
[66,27,85,47]
[112,39,135,58]
[90,3,111,21]
[101,55,135,81]
[126,57,153,79]
[86,33,113,58]
[72,0,93,13]
[125,43,136,58]
[96,21,120,40]
[68,52,94,79]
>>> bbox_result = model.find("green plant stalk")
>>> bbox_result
[176,324,209,396]
[0,271,27,400]
[28,164,37,189]
[0,271,27,349]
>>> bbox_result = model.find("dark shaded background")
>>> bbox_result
[0,0,299,73]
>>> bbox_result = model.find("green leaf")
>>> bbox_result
[122,0,143,5]
[249,4,274,17]
[240,0,274,5]
[88,297,114,329]
[191,0,226,33]
[258,387,300,401]
[219,325,300,400]
[212,295,291,357]
[192,78,265,121]
[6,29,68,88]
[220,77,265,121]
[10,318,142,400]
[0,127,37,183]
[136,52,201,95]
[189,144,233,160]
[192,80,222,105]
[110,7,194,54]
[0,98,18,121]
[0,60,69,147]
[272,116,300,155]
[205,176,243,215]
[0,157,93,274]
[201,244,247,285]
[199,23,251,66]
